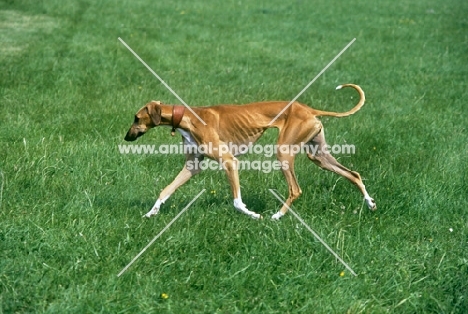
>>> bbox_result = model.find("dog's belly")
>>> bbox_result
[176,127,264,157]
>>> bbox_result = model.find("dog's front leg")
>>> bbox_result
[221,154,262,219]
[144,153,203,218]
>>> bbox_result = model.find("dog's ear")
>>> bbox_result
[147,102,162,126]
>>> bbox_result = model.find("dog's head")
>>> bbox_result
[124,101,162,141]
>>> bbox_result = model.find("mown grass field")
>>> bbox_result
[1,0,467,312]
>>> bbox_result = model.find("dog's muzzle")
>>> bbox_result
[124,129,144,141]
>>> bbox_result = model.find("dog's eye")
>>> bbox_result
[133,116,139,123]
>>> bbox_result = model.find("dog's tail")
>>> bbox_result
[314,84,365,118]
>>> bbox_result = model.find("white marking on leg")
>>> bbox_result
[271,211,284,220]
[362,190,376,210]
[365,195,376,210]
[144,194,171,218]
[144,199,162,218]
[233,197,261,219]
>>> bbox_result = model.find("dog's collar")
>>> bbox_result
[171,105,185,136]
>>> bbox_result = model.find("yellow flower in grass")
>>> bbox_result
[161,293,169,299]
[339,271,345,277]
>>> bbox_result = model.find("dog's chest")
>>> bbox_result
[177,128,197,146]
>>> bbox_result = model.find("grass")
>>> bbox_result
[1,0,467,312]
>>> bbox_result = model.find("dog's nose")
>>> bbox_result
[124,130,136,141]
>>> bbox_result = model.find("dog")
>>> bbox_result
[124,84,376,219]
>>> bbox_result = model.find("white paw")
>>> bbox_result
[366,197,376,211]
[233,198,262,219]
[271,212,284,220]
[250,212,263,220]
[143,199,163,218]
[143,208,159,218]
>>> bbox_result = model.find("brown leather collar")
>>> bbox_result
[171,105,185,136]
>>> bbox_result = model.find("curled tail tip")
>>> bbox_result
[336,85,343,90]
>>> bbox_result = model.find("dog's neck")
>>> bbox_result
[170,105,185,136]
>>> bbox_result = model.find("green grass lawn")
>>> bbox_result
[1,0,467,312]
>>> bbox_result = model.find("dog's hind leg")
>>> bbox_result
[144,153,204,218]
[271,121,319,220]
[271,152,302,220]
[306,129,376,210]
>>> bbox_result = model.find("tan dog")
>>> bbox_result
[124,84,376,219]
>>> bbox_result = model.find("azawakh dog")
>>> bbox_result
[124,84,376,219]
